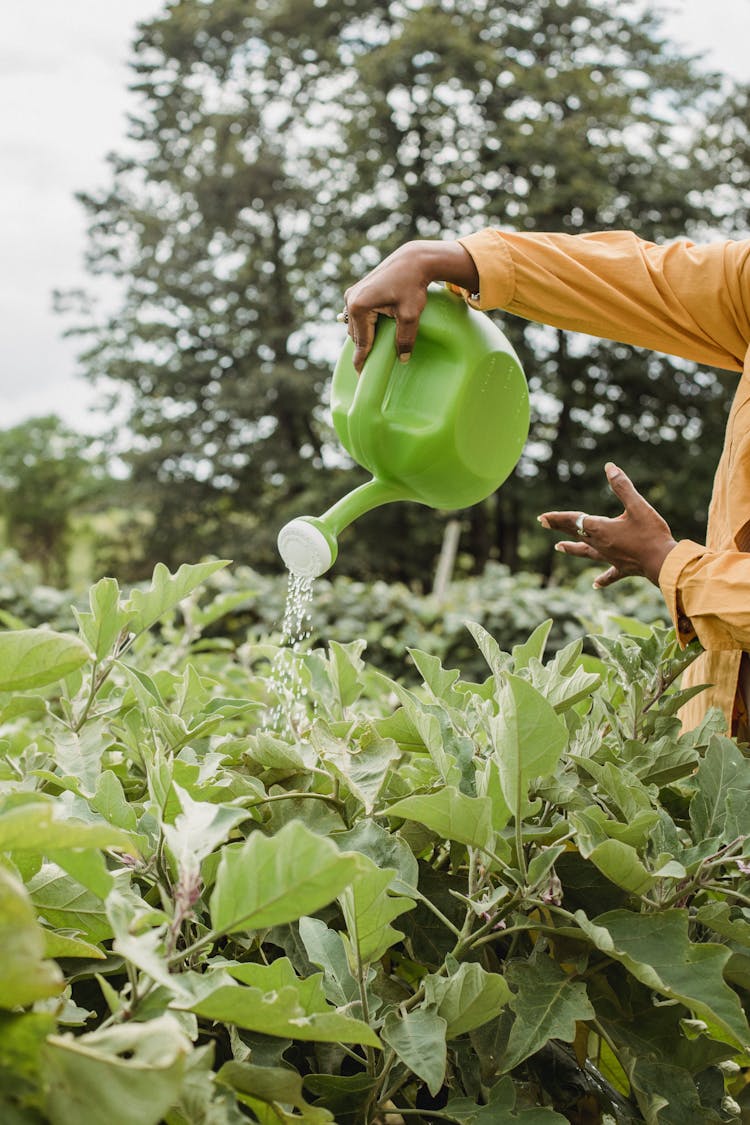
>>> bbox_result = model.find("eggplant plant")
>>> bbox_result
[0,561,747,1123]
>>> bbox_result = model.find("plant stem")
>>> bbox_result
[391,1110,463,1122]
[413,889,461,937]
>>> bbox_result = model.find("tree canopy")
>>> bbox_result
[61,0,744,582]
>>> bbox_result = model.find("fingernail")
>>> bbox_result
[605,462,618,478]
[537,516,550,528]
[554,543,565,553]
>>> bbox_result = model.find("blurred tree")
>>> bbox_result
[61,0,739,582]
[0,417,108,586]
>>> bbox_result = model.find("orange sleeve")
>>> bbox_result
[659,540,750,651]
[452,228,750,372]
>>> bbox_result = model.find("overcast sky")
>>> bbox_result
[1,0,748,435]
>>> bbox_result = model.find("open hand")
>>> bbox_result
[538,463,677,587]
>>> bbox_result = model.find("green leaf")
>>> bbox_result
[298,916,361,1008]
[312,725,401,814]
[107,891,189,999]
[570,805,659,851]
[124,560,231,636]
[465,620,511,678]
[444,1076,568,1122]
[0,800,133,854]
[387,786,494,852]
[0,867,64,1008]
[327,639,367,710]
[162,782,249,868]
[333,818,419,893]
[42,1016,191,1125]
[26,863,112,945]
[339,853,414,965]
[210,820,365,935]
[180,976,379,1046]
[512,620,553,670]
[627,1055,718,1124]
[408,647,463,706]
[0,629,90,692]
[390,683,455,782]
[43,930,106,960]
[218,1061,334,1122]
[381,1007,447,1096]
[690,735,750,843]
[73,577,131,661]
[51,721,106,798]
[490,674,568,818]
[577,909,750,1051]
[91,771,138,833]
[424,962,512,1038]
[500,956,595,1073]
[575,832,656,895]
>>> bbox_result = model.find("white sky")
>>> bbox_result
[1,0,748,436]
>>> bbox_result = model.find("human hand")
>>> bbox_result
[343,239,479,372]
[538,462,678,587]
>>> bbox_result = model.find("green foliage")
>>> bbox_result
[0,417,111,586]
[3,560,750,1121]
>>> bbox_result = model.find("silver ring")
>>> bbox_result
[336,310,349,324]
[575,512,590,537]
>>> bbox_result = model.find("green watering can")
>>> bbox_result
[277,285,529,578]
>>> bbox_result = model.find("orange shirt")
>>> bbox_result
[453,228,750,732]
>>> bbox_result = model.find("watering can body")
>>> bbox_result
[278,285,529,577]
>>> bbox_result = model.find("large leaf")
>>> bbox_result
[500,956,595,1073]
[42,1016,191,1125]
[209,820,365,935]
[124,560,230,636]
[298,916,361,1008]
[26,863,112,945]
[387,786,494,852]
[162,782,250,869]
[178,972,379,1046]
[0,800,133,853]
[217,1061,334,1123]
[0,867,64,1009]
[577,909,750,1051]
[626,1054,722,1124]
[444,1076,568,1123]
[424,961,512,1038]
[490,674,568,818]
[0,629,90,692]
[381,1007,447,1096]
[339,853,414,965]
[689,735,750,843]
[73,577,131,661]
[312,724,401,814]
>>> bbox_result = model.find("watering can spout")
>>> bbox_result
[277,477,406,578]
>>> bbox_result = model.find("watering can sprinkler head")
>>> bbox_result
[277,516,338,580]
[277,285,530,579]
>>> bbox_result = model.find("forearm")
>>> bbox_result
[455,228,750,372]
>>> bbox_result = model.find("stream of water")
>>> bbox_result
[264,571,315,734]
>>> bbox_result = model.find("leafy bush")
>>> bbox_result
[1,561,748,1123]
[173,559,671,682]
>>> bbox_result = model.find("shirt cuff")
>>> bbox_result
[446,229,516,310]
[658,539,706,646]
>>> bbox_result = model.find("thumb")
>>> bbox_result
[604,462,641,510]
